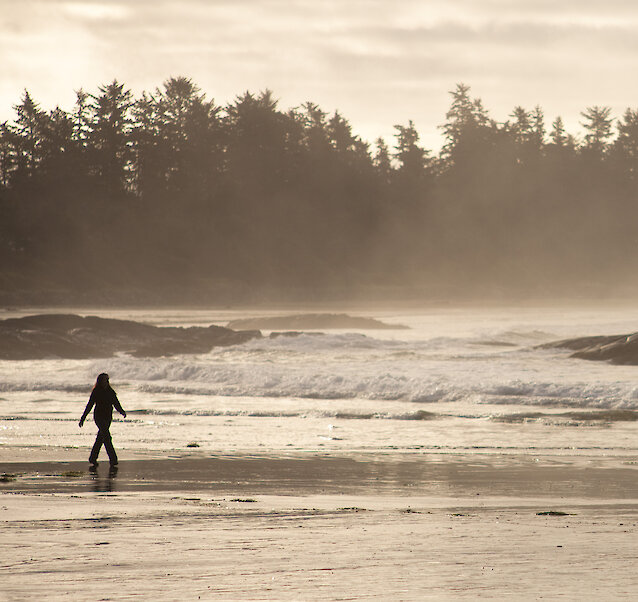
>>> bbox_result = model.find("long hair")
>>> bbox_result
[94,373,110,390]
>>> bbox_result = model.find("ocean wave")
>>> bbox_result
[2,325,636,411]
[484,380,629,400]
[72,349,638,409]
[130,372,464,404]
[493,409,638,424]
[0,383,89,394]
[475,330,556,346]
[218,332,408,353]
[124,377,638,410]
[128,408,438,420]
[212,331,536,355]
[3,360,638,410]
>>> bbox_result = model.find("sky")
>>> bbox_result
[2,0,638,151]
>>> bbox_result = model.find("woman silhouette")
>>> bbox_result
[79,373,126,467]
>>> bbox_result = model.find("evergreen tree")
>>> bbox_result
[225,89,287,191]
[393,120,428,176]
[373,137,393,182]
[25,106,77,188]
[510,106,532,146]
[0,122,17,187]
[131,91,163,197]
[11,90,45,177]
[580,106,613,156]
[88,80,134,194]
[439,83,491,169]
[613,108,638,178]
[549,116,567,146]
[72,89,91,147]
[2,78,638,302]
[156,76,222,196]
[298,101,330,157]
[327,111,356,154]
[530,105,545,149]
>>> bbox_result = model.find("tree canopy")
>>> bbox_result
[1,79,637,304]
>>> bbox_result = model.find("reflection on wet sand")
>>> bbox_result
[89,464,118,493]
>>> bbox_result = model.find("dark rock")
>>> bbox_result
[227,313,409,331]
[540,333,638,365]
[0,314,262,360]
[536,511,572,516]
[269,331,324,339]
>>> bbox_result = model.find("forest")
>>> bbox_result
[1,78,637,305]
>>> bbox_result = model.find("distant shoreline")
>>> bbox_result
[4,286,638,312]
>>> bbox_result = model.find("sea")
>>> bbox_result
[2,306,638,460]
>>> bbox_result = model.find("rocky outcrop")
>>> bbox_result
[541,333,638,365]
[227,313,409,330]
[0,314,261,359]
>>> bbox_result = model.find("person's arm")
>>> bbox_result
[112,391,126,419]
[79,392,95,427]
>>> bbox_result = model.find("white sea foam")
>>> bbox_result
[2,310,638,415]
[120,378,638,408]
[45,326,629,409]
[2,307,638,454]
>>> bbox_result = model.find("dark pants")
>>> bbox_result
[89,418,118,464]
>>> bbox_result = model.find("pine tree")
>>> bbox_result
[580,106,613,156]
[613,108,638,178]
[510,106,532,146]
[374,137,393,181]
[393,120,430,198]
[530,105,545,149]
[439,83,490,168]
[550,116,567,146]
[12,90,45,176]
[88,80,134,194]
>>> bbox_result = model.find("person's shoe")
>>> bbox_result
[110,461,118,466]
[89,461,98,468]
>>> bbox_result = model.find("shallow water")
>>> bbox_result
[1,306,638,458]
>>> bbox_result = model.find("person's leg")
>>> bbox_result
[89,431,103,464]
[102,428,118,465]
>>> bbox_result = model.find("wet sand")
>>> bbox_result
[2,450,638,600]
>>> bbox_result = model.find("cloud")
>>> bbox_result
[2,0,638,149]
[62,1,130,21]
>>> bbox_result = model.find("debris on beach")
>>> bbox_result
[61,471,85,478]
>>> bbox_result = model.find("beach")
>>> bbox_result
[3,448,638,600]
[3,306,638,599]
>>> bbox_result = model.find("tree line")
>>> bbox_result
[1,78,637,304]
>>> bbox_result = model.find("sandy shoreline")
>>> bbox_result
[3,448,638,497]
[3,449,638,600]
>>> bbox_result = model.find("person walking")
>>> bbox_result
[79,373,126,467]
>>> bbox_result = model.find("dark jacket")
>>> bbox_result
[81,386,126,427]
